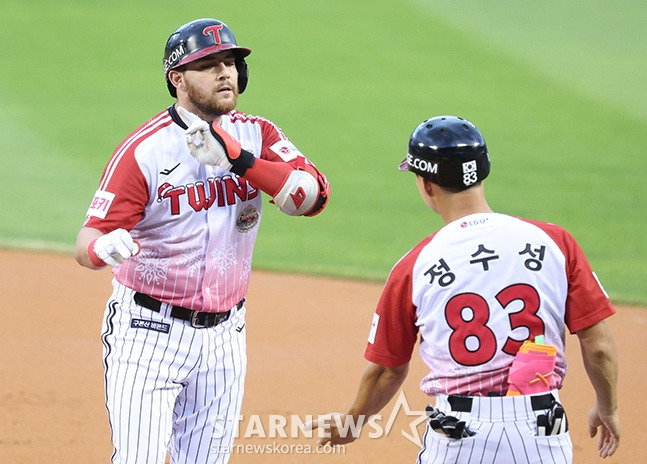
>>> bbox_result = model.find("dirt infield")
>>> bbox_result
[1,248,644,463]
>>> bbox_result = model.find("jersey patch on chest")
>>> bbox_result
[237,205,259,232]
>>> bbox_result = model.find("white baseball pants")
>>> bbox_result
[101,280,247,464]
[417,390,572,464]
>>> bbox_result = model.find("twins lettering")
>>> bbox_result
[157,176,259,215]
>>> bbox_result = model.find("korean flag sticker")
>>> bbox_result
[462,160,477,173]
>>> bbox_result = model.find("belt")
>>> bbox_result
[448,393,554,413]
[133,292,243,328]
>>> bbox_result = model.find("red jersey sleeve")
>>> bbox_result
[257,117,325,179]
[524,219,616,333]
[83,123,154,233]
[364,247,422,367]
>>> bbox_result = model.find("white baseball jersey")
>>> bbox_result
[85,105,329,464]
[365,212,615,396]
[84,106,323,312]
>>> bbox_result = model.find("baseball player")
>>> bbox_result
[309,116,620,463]
[74,18,329,464]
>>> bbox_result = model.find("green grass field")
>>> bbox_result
[1,0,645,304]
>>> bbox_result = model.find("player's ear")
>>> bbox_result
[168,69,185,94]
[421,177,435,197]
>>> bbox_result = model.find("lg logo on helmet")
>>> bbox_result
[203,24,224,44]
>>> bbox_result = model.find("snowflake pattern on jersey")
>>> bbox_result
[240,256,252,284]
[135,249,171,285]
[177,244,203,278]
[212,242,239,276]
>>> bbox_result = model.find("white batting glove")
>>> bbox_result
[176,106,233,170]
[92,228,140,267]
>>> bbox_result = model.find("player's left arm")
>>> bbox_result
[178,106,329,217]
[211,121,330,217]
[240,153,329,217]
[306,362,409,446]
[576,320,620,458]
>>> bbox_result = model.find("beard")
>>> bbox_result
[186,80,238,117]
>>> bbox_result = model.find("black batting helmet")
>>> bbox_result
[163,18,251,97]
[399,116,490,190]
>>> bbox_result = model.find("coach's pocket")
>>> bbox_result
[535,402,568,436]
[425,405,475,440]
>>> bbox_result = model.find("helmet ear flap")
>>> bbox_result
[167,80,178,98]
[236,58,249,94]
